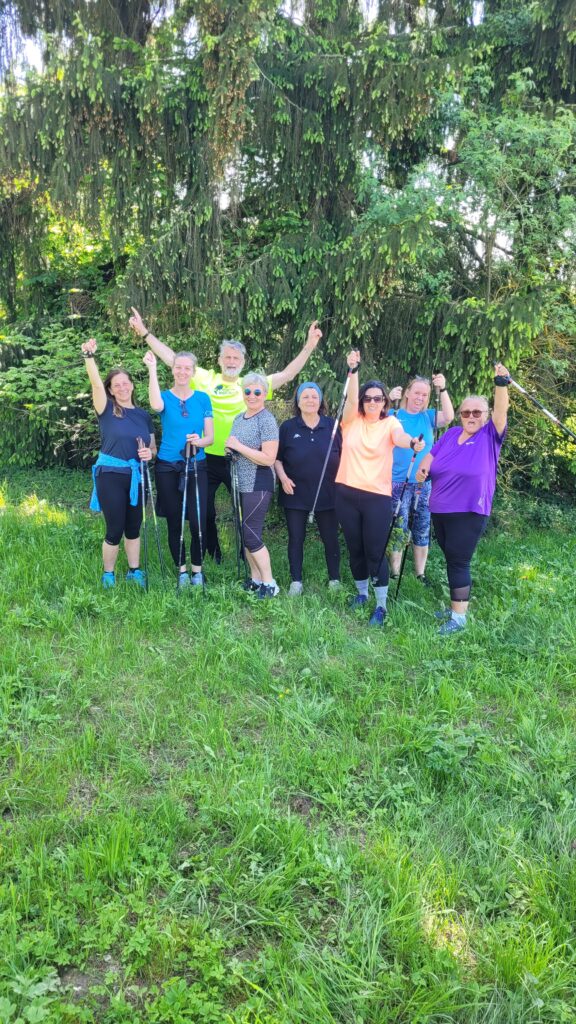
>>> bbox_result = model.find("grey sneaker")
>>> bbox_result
[288,581,303,596]
[328,579,341,590]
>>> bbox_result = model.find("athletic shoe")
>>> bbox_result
[288,581,303,596]
[328,579,341,590]
[191,572,205,586]
[416,574,433,588]
[438,617,466,636]
[178,571,191,588]
[348,594,368,608]
[126,568,146,588]
[257,582,280,599]
[101,571,115,588]
[369,605,387,627]
[433,607,451,621]
[242,578,261,592]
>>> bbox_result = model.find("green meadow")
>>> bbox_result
[1,468,575,1024]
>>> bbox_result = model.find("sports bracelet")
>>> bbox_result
[83,352,95,358]
[494,375,511,387]
[440,387,447,393]
[349,364,359,374]
[142,331,150,342]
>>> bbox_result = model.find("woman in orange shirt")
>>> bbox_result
[335,350,425,626]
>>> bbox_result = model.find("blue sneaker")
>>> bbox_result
[178,571,191,588]
[126,568,146,588]
[101,571,115,588]
[348,594,368,609]
[438,617,466,636]
[434,608,452,621]
[191,572,205,587]
[369,606,387,627]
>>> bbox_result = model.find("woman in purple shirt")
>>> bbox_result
[416,363,510,635]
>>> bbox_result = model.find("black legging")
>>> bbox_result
[283,507,340,582]
[432,511,488,601]
[335,484,391,586]
[240,490,272,553]
[155,461,207,567]
[205,453,231,557]
[95,471,143,545]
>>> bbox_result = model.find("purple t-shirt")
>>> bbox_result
[429,419,506,515]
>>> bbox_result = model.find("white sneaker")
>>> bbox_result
[289,581,303,596]
[328,579,341,590]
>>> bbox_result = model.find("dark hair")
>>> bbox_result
[103,367,134,418]
[292,387,328,418]
[358,380,389,418]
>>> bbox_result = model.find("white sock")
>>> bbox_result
[374,585,388,609]
[355,579,369,597]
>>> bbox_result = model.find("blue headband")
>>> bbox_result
[297,381,323,403]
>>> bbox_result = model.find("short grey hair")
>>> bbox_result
[459,395,490,416]
[173,351,197,367]
[219,339,246,358]
[243,372,268,393]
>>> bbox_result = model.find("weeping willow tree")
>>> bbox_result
[0,0,575,389]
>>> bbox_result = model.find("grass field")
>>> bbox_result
[1,467,575,1024]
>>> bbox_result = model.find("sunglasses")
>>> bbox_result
[179,399,188,418]
[244,388,263,396]
[460,409,484,419]
[363,395,385,404]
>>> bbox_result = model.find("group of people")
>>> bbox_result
[83,309,511,635]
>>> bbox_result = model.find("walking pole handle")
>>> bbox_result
[185,440,191,460]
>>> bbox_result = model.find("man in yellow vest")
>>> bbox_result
[129,308,322,562]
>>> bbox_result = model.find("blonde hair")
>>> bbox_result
[401,375,431,410]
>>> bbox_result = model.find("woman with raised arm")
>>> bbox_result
[335,351,425,626]
[225,373,280,599]
[387,373,454,584]
[82,338,155,588]
[143,350,214,587]
[415,363,510,635]
[275,382,341,595]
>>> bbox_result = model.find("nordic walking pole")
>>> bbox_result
[177,441,191,593]
[144,461,167,580]
[191,446,206,597]
[507,376,576,444]
[230,455,248,582]
[374,433,424,581]
[433,383,441,443]
[394,483,423,600]
[136,437,149,592]
[308,372,352,524]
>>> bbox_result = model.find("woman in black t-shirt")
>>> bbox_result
[82,338,156,588]
[275,383,341,595]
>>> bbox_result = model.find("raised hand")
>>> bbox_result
[143,351,157,369]
[346,349,361,370]
[389,385,402,402]
[307,320,322,349]
[81,338,97,356]
[432,373,446,391]
[129,307,147,338]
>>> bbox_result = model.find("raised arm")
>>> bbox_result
[143,351,165,412]
[341,350,360,425]
[129,307,176,368]
[81,338,107,414]
[268,320,322,391]
[432,372,455,427]
[492,361,510,435]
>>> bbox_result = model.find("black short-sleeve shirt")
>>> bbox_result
[277,415,341,511]
[97,400,154,473]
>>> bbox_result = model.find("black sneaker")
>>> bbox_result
[242,579,261,592]
[416,574,433,588]
[257,582,280,599]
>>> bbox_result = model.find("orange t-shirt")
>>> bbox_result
[336,415,400,495]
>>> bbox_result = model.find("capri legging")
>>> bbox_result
[283,507,340,581]
[95,471,143,545]
[240,490,272,553]
[335,483,391,586]
[431,511,488,602]
[155,461,207,567]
